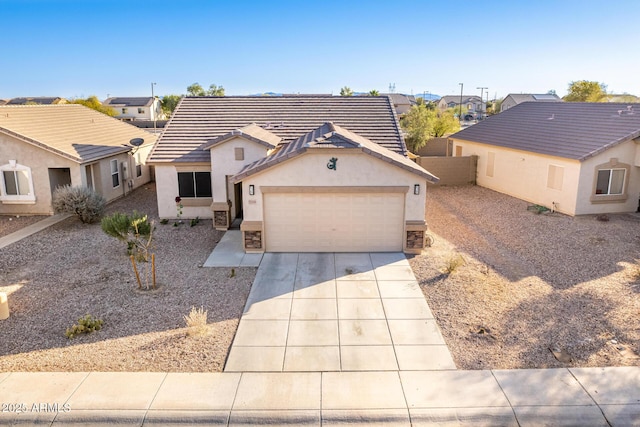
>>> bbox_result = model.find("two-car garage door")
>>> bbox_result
[264,192,405,252]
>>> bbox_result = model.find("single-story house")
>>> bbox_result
[103,97,165,122]
[0,104,157,215]
[449,102,640,216]
[147,96,439,253]
[500,93,561,112]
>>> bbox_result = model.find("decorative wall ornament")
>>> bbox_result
[327,157,338,171]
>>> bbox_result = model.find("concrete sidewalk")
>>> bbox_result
[1,368,639,425]
[226,252,455,372]
[203,230,263,267]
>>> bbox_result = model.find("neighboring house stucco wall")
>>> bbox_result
[451,138,581,215]
[240,150,427,223]
[0,134,154,216]
[575,139,640,215]
[0,133,78,215]
[451,137,640,215]
[208,137,271,221]
[500,97,518,112]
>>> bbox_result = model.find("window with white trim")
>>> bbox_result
[110,159,120,188]
[177,172,212,198]
[0,161,35,203]
[138,108,145,114]
[595,168,625,195]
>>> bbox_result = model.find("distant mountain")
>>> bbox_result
[249,92,283,96]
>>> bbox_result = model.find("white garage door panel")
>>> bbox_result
[264,192,404,252]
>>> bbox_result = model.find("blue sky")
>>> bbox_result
[2,0,639,100]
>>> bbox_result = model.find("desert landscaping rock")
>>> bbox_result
[0,184,255,372]
[411,185,640,369]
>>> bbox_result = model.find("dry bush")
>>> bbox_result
[184,306,208,336]
[52,185,105,223]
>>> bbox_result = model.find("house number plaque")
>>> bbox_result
[327,157,337,171]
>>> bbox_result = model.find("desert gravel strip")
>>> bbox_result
[0,214,49,238]
[0,184,255,372]
[411,185,640,370]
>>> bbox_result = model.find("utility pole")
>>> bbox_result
[486,91,490,115]
[151,82,157,133]
[459,83,464,122]
[477,87,487,118]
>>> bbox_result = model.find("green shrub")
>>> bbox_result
[52,185,106,223]
[65,314,103,339]
[190,217,200,227]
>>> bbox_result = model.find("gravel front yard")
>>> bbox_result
[411,185,640,369]
[0,184,255,372]
[0,214,49,238]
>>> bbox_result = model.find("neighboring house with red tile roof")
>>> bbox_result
[500,93,562,112]
[147,95,438,253]
[0,104,156,215]
[449,102,640,215]
[103,97,165,121]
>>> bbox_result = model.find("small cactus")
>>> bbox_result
[65,314,103,339]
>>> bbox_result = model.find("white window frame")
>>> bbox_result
[595,168,625,195]
[110,159,120,188]
[138,108,145,114]
[0,161,36,204]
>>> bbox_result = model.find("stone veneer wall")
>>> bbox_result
[406,230,425,250]
[213,211,228,228]
[244,231,262,250]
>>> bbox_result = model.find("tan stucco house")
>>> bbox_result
[147,95,439,253]
[450,102,640,216]
[500,93,561,112]
[0,104,156,215]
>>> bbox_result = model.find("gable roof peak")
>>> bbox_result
[232,122,438,183]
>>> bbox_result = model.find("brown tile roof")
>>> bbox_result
[201,123,282,150]
[451,102,640,161]
[0,105,157,163]
[231,122,438,183]
[148,96,406,163]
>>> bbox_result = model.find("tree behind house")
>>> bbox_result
[563,80,607,102]
[70,96,117,116]
[187,83,225,96]
[400,104,460,152]
[340,86,353,96]
[162,94,182,117]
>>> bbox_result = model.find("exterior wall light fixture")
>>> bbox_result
[249,185,255,196]
[414,184,420,195]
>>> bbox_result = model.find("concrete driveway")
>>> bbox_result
[225,252,455,372]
